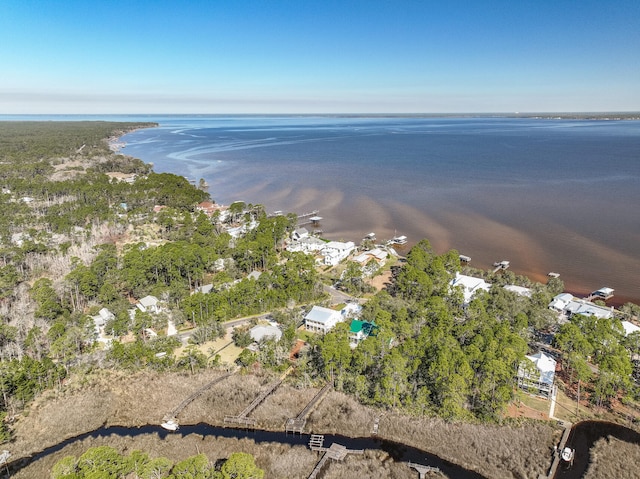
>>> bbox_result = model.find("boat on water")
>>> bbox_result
[391,235,407,245]
[364,232,376,241]
[161,419,179,431]
[561,447,574,466]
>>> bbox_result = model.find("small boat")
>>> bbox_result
[391,235,407,245]
[161,420,179,431]
[561,447,574,466]
[364,232,376,240]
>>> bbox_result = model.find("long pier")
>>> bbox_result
[546,421,573,479]
[162,372,234,425]
[285,382,332,434]
[225,368,292,428]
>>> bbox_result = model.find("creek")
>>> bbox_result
[9,423,488,478]
[554,420,640,479]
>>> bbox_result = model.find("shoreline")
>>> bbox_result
[117,120,640,306]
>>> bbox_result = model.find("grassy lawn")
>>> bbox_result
[514,390,550,416]
[553,385,593,422]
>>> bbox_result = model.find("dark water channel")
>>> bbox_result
[9,423,487,478]
[554,421,640,479]
[8,420,640,478]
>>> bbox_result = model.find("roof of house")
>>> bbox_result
[349,320,377,336]
[139,295,159,307]
[622,320,640,336]
[525,351,557,385]
[250,325,282,342]
[504,285,532,297]
[305,306,341,324]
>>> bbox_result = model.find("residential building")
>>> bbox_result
[517,351,557,399]
[321,241,355,266]
[249,324,282,343]
[548,293,613,320]
[349,320,377,348]
[450,272,491,304]
[504,284,532,298]
[137,295,161,314]
[304,306,343,334]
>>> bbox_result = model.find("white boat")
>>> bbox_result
[364,232,376,240]
[391,235,407,245]
[561,447,574,465]
[161,420,179,431]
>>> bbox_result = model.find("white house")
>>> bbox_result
[321,241,356,266]
[504,285,532,298]
[353,248,388,268]
[287,236,326,254]
[517,351,557,399]
[193,284,214,295]
[450,273,491,304]
[304,306,343,334]
[292,227,310,241]
[137,295,161,314]
[249,324,282,343]
[548,293,613,320]
[621,320,640,337]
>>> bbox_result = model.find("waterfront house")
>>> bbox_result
[304,306,343,334]
[450,272,491,305]
[504,284,532,298]
[292,227,310,241]
[517,351,557,399]
[321,241,356,266]
[287,236,326,254]
[622,320,640,337]
[548,293,613,320]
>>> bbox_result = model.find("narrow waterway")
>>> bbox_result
[554,420,640,479]
[9,423,487,478]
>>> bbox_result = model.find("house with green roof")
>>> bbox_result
[349,320,377,348]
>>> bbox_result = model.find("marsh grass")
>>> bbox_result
[583,436,640,479]
[11,369,563,479]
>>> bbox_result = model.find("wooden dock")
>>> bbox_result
[492,260,510,273]
[408,461,442,478]
[162,372,234,425]
[225,370,292,428]
[285,382,332,434]
[546,421,572,478]
[307,436,364,479]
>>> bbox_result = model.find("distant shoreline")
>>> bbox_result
[1,112,639,121]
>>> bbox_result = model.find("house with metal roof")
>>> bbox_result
[548,293,613,320]
[349,320,377,348]
[450,272,491,304]
[304,306,343,334]
[517,351,557,399]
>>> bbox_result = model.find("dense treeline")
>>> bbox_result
[306,239,638,420]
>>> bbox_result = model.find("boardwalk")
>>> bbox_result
[162,372,234,425]
[225,369,292,427]
[285,383,332,434]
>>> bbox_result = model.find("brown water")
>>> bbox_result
[121,116,640,305]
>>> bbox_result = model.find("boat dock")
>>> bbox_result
[492,260,510,273]
[285,382,332,434]
[297,210,323,226]
[162,372,234,428]
[407,461,442,478]
[307,435,364,479]
[225,368,292,428]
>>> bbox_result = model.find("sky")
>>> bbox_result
[1,0,639,114]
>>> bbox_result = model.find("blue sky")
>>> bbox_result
[1,0,638,114]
